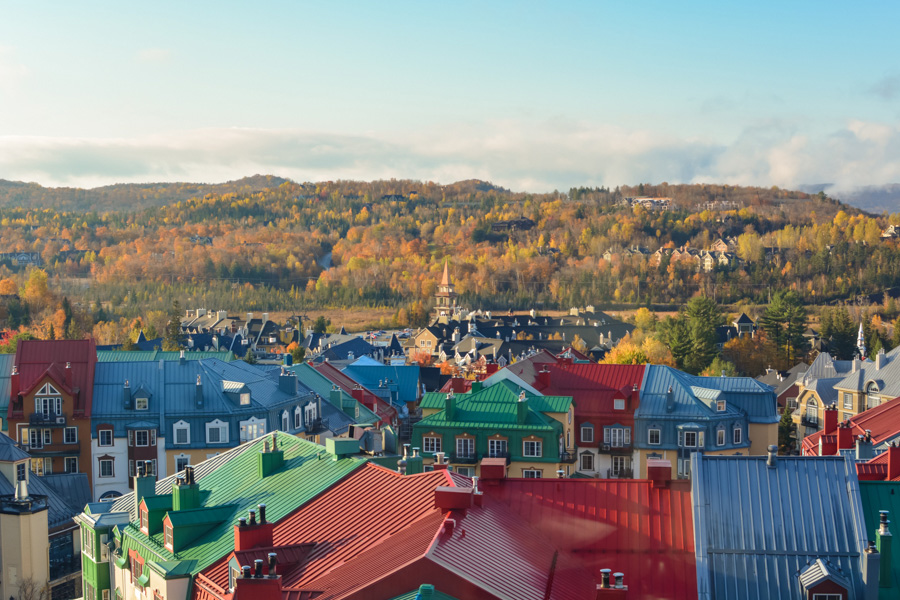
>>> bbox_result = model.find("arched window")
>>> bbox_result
[806,397,818,424]
[867,382,881,410]
[281,410,289,432]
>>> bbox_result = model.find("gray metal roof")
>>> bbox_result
[800,352,867,388]
[691,453,868,600]
[42,472,92,510]
[834,345,900,398]
[0,430,31,462]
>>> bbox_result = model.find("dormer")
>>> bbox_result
[798,558,850,599]
[223,381,252,406]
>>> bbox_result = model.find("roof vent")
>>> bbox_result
[766,445,777,468]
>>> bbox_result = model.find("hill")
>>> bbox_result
[0,175,289,212]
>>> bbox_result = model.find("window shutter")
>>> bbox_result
[603,427,610,443]
[698,431,705,448]
[100,534,108,561]
[624,428,631,445]
[128,430,134,446]
[151,429,156,446]
[678,430,683,447]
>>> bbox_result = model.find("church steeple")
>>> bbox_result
[434,258,457,321]
[858,322,867,359]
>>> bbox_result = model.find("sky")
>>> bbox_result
[1,1,899,193]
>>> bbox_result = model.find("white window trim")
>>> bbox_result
[65,456,78,473]
[98,429,113,447]
[173,420,190,445]
[683,431,698,448]
[455,437,474,458]
[423,436,441,454]
[613,398,625,410]
[716,400,726,412]
[648,428,661,445]
[522,469,542,478]
[294,407,302,429]
[523,440,542,458]
[99,459,114,478]
[135,430,149,447]
[488,438,508,457]
[581,425,594,443]
[580,452,594,471]
[206,419,229,444]
[717,429,725,446]
[733,427,742,445]
[135,396,149,411]
[64,427,78,444]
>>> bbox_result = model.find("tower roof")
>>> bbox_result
[440,258,451,286]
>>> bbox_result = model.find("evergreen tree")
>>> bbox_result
[778,409,795,454]
[162,300,184,351]
[829,306,857,360]
[662,316,692,371]
[61,296,73,339]
[760,290,808,367]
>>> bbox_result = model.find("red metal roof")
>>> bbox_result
[311,362,397,423]
[10,339,97,418]
[486,477,697,600]
[802,396,900,455]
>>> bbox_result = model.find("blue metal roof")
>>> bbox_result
[691,453,868,600]
[342,362,421,406]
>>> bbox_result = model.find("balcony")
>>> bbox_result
[18,441,80,456]
[559,451,578,464]
[29,413,67,427]
[607,468,634,479]
[449,453,479,465]
[800,417,820,430]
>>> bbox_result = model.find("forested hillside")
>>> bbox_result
[0,177,898,342]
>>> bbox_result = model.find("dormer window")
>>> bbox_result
[281,411,289,432]
[240,392,250,405]
[716,400,726,412]
[140,509,148,533]
[135,396,148,411]
[613,399,625,410]
[206,420,229,444]
[164,524,173,550]
[733,426,742,445]
[305,401,317,425]
[294,406,302,429]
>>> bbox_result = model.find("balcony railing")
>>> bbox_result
[449,453,479,465]
[559,451,578,464]
[18,440,81,456]
[607,468,634,479]
[30,413,67,427]
[800,417,820,429]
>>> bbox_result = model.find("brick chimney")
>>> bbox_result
[537,366,550,389]
[233,554,281,600]
[837,422,854,450]
[647,458,671,487]
[888,443,900,481]
[823,403,838,435]
[234,504,275,551]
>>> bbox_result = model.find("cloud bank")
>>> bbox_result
[0,119,898,193]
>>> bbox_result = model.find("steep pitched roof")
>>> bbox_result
[692,454,868,600]
[802,395,900,455]
[834,346,900,397]
[12,339,97,417]
[418,382,567,432]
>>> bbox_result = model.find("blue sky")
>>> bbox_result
[1,1,899,192]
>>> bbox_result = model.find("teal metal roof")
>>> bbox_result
[166,505,235,527]
[289,363,380,423]
[388,585,459,600]
[97,350,235,362]
[113,433,366,577]
[859,481,900,600]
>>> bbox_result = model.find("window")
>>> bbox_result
[867,383,881,410]
[135,396,148,410]
[164,525,173,549]
[456,437,474,459]
[806,399,818,424]
[65,457,78,473]
[98,429,113,446]
[16,463,25,481]
[812,595,843,600]
[35,395,62,417]
[103,591,110,600]
[43,429,52,445]
[605,427,631,448]
[43,457,52,474]
[129,460,134,478]
[294,407,302,429]
[305,402,318,425]
[581,426,594,443]
[135,430,149,447]
[82,527,94,558]
[207,420,229,444]
[522,469,542,478]
[733,427,742,445]
[843,412,852,421]
[717,429,725,446]
[29,428,43,449]
[843,392,853,409]
[140,509,148,532]
[488,439,507,457]
[611,456,631,476]
[613,398,625,410]
[84,583,95,600]
[786,398,797,411]
[678,458,692,478]
[423,436,441,454]
[683,431,697,448]
[99,459,114,478]
[175,455,190,473]
[131,556,144,584]
[580,452,594,471]
[229,567,240,592]
[239,418,264,442]
[240,392,251,405]
[648,429,661,445]
[716,400,726,412]
[523,440,542,457]
[455,466,474,477]
[173,421,190,445]
[281,411,289,432]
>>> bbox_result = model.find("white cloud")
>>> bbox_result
[0,119,898,193]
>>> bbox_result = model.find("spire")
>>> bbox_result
[440,258,451,286]
[858,322,867,359]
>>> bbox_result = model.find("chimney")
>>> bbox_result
[878,510,893,588]
[278,368,297,395]
[65,361,73,388]
[247,312,253,323]
[259,434,285,477]
[179,349,186,365]
[862,540,881,600]
[445,392,456,421]
[888,444,900,481]
[766,445,778,468]
[837,422,853,450]
[647,458,671,487]
[434,486,474,511]
[596,569,628,598]
[433,452,447,471]
[857,431,875,460]
[537,366,550,388]
[172,465,201,511]
[123,379,132,409]
[406,447,424,475]
[824,403,838,435]
[517,391,528,425]
[195,374,204,408]
[234,505,275,550]
[262,313,269,323]
[283,353,293,366]
[877,349,886,370]
[134,460,156,507]
[665,386,675,413]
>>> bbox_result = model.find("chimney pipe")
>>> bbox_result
[613,573,625,589]
[238,517,247,527]
[241,565,252,579]
[556,470,565,479]
[600,569,611,589]
[766,445,777,468]
[879,510,893,588]
[258,504,266,524]
[254,559,264,578]
[267,553,277,578]
[249,509,257,525]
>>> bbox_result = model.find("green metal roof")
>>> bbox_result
[289,362,380,423]
[148,560,195,579]
[117,433,366,579]
[388,585,459,600]
[859,481,900,600]
[142,496,173,511]
[416,382,560,432]
[97,350,235,362]
[166,505,235,528]
[421,380,571,414]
